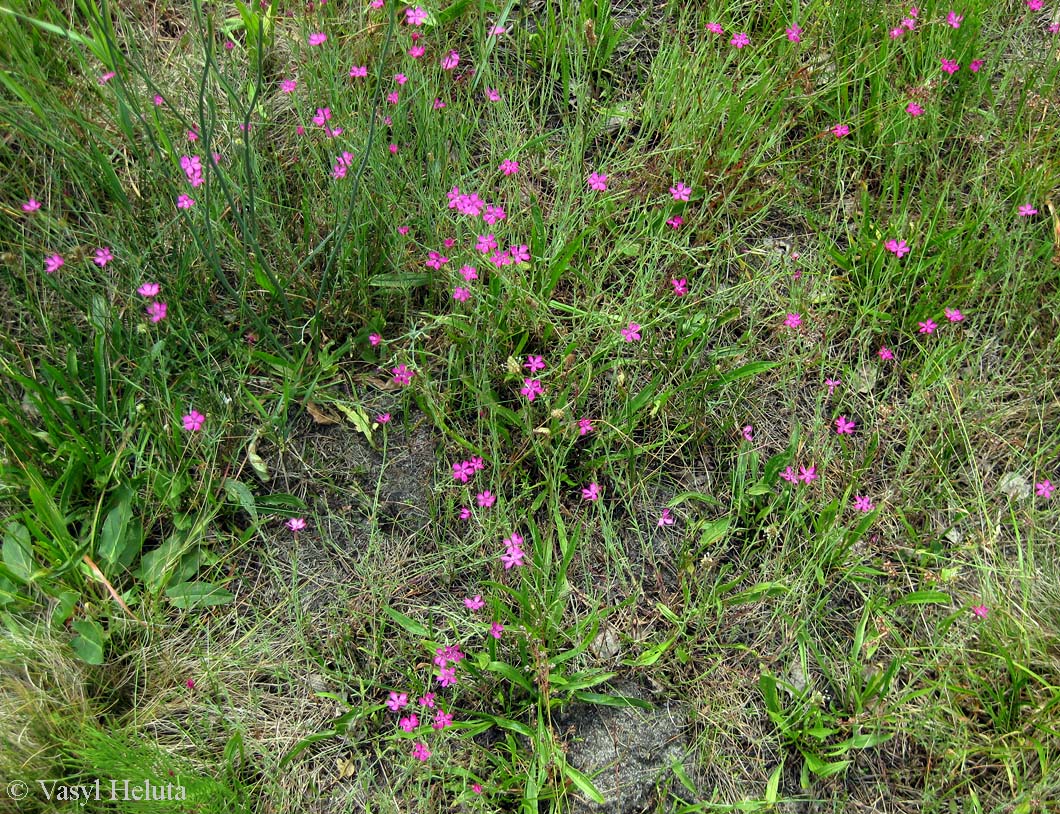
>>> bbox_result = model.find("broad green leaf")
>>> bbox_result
[706,361,779,390]
[98,486,134,566]
[2,522,33,582]
[384,606,429,637]
[560,760,605,804]
[368,272,431,289]
[572,692,652,709]
[51,590,80,629]
[892,590,951,607]
[223,478,259,523]
[165,581,234,609]
[71,618,105,664]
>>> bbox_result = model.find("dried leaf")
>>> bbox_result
[306,400,340,425]
[333,401,373,443]
[247,430,270,482]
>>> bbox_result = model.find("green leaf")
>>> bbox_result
[560,760,605,804]
[706,361,779,390]
[334,401,374,443]
[98,486,135,567]
[697,516,731,549]
[2,521,34,583]
[165,581,234,609]
[727,582,789,605]
[71,618,105,664]
[431,0,475,27]
[622,637,673,667]
[486,660,535,693]
[801,750,849,777]
[51,590,80,629]
[384,606,429,637]
[892,589,951,607]
[572,692,652,709]
[223,478,259,523]
[368,272,432,289]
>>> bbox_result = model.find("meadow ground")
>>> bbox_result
[1,0,1060,812]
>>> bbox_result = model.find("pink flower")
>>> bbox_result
[578,418,594,436]
[730,32,750,48]
[500,159,519,175]
[482,204,506,225]
[524,355,545,373]
[22,198,41,212]
[706,22,723,35]
[485,87,501,102]
[369,333,382,347]
[99,71,116,85]
[621,322,641,342]
[582,482,601,501]
[879,346,895,361]
[969,59,984,72]
[147,301,167,322]
[657,508,675,527]
[387,691,408,712]
[946,11,963,28]
[945,308,964,322]
[406,5,428,25]
[187,129,198,142]
[669,182,691,201]
[452,460,474,483]
[44,254,64,274]
[93,247,114,267]
[464,595,485,610]
[902,17,916,30]
[281,78,297,93]
[459,506,471,520]
[587,172,608,191]
[453,286,470,302]
[971,604,989,619]
[520,378,544,401]
[490,621,504,639]
[786,25,802,42]
[376,413,391,424]
[287,517,307,532]
[1027,0,1043,8]
[182,410,205,432]
[387,91,399,105]
[411,742,430,761]
[825,378,841,395]
[153,94,163,106]
[470,456,485,471]
[940,58,959,75]
[906,102,924,117]
[432,709,453,729]
[1036,480,1054,498]
[138,282,160,298]
[476,234,498,253]
[436,666,457,687]
[477,491,496,508]
[832,124,850,138]
[885,238,910,258]
[890,27,905,39]
[1018,204,1038,217]
[853,495,875,512]
[666,215,684,229]
[185,678,195,689]
[472,783,483,794]
[399,714,419,732]
[308,32,327,46]
[798,465,818,484]
[350,65,368,78]
[835,415,856,435]
[671,278,688,296]
[780,466,798,484]
[918,319,937,334]
[441,51,460,70]
[392,364,414,386]
[418,693,435,708]
[460,265,478,281]
[742,425,753,442]
[784,312,802,329]
[177,194,195,209]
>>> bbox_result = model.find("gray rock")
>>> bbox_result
[556,681,693,813]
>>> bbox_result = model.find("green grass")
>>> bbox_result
[2,0,1060,811]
